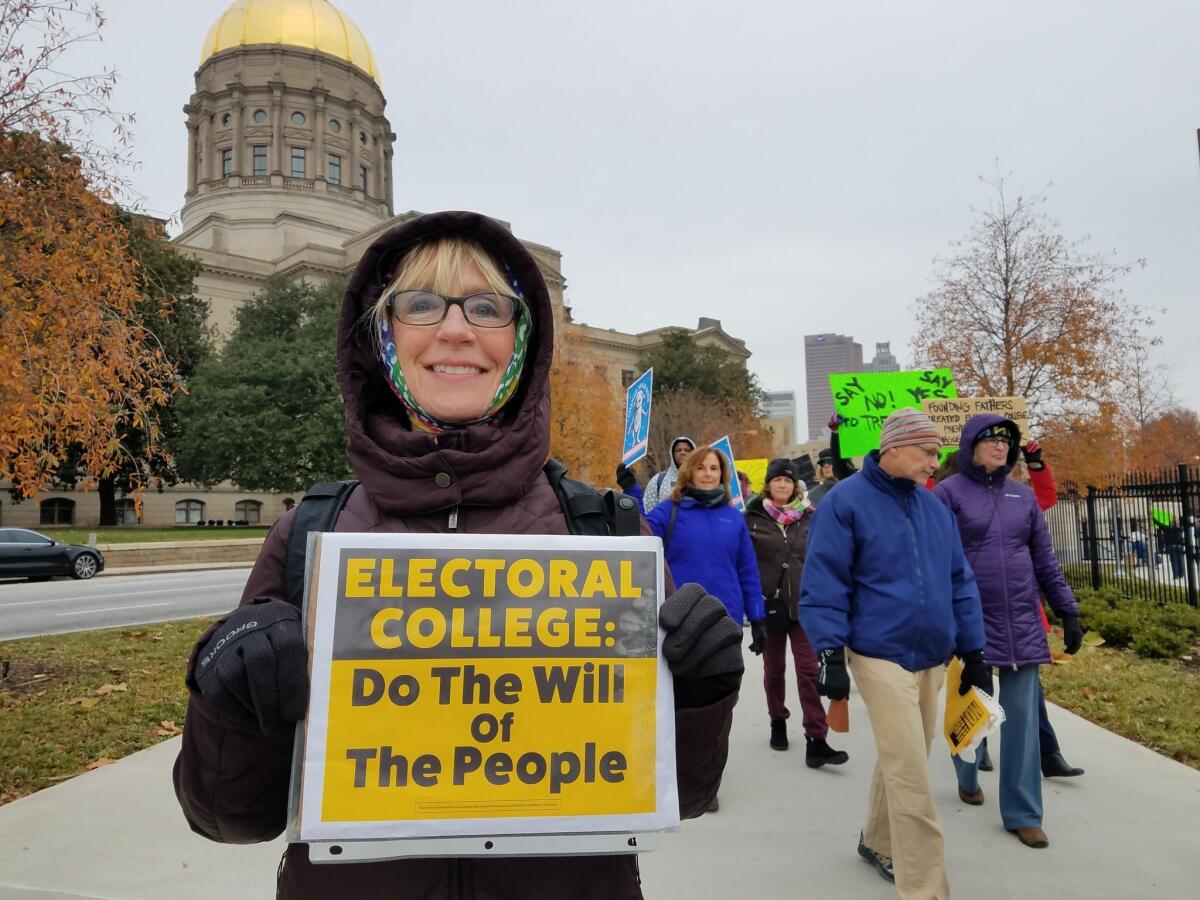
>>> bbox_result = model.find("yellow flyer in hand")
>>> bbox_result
[943,658,1004,757]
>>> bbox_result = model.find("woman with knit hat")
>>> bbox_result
[932,414,1082,850]
[746,458,849,766]
[172,212,744,900]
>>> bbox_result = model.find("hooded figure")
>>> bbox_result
[643,435,696,512]
[172,212,740,900]
[932,413,1081,849]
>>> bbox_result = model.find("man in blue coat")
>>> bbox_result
[799,408,988,900]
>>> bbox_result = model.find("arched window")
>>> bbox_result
[114,498,139,525]
[235,500,262,524]
[282,497,296,511]
[40,498,75,525]
[175,499,205,525]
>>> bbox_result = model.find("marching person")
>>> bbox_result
[745,458,848,767]
[172,211,743,900]
[933,414,1082,849]
[808,414,857,505]
[800,408,986,899]
[642,436,695,512]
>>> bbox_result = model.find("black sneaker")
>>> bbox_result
[770,719,788,750]
[805,737,849,768]
[857,832,895,883]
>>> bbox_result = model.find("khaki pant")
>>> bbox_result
[849,651,950,900]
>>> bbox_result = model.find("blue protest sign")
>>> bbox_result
[710,435,745,511]
[622,368,654,466]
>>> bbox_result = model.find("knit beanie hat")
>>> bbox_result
[766,458,798,484]
[879,408,942,453]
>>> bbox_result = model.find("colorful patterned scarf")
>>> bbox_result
[764,497,810,529]
[377,274,531,434]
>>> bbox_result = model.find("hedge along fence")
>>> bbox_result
[1062,570,1200,660]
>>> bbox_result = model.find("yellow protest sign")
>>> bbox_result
[291,532,677,857]
[738,458,769,495]
[921,396,1029,448]
[943,657,1004,757]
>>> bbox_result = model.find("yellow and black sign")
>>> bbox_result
[293,532,677,846]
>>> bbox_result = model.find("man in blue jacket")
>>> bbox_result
[799,408,988,900]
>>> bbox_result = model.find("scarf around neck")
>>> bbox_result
[683,485,728,508]
[764,497,810,528]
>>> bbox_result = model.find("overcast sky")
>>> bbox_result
[81,1,1200,433]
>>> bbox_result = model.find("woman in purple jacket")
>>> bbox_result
[933,414,1083,850]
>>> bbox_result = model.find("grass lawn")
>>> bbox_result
[0,619,212,805]
[1042,634,1200,770]
[41,526,269,544]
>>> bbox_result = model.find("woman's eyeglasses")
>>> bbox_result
[386,290,521,328]
[979,436,1013,447]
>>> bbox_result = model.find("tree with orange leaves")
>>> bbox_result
[0,132,177,498]
[1130,408,1200,473]
[911,173,1155,428]
[548,329,624,487]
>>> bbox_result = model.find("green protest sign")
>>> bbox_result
[828,369,957,456]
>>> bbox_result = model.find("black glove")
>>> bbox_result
[1021,441,1045,471]
[958,650,994,697]
[1062,614,1084,655]
[616,462,636,491]
[659,583,745,708]
[816,647,850,700]
[191,599,309,736]
[748,620,768,656]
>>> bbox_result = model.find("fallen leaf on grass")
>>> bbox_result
[155,720,182,736]
[1081,688,1095,700]
[1050,651,1071,664]
[84,758,115,771]
[94,683,128,696]
[1083,631,1106,647]
[67,697,100,709]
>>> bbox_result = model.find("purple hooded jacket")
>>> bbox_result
[932,414,1078,668]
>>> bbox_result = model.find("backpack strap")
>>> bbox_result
[662,500,679,554]
[544,458,640,537]
[285,480,359,608]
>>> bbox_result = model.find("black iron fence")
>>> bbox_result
[1043,463,1200,606]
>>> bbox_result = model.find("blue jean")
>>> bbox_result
[953,664,1042,830]
[979,678,1059,756]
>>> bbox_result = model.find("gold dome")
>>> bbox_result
[199,0,379,83]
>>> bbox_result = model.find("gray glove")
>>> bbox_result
[659,583,744,708]
[191,599,309,736]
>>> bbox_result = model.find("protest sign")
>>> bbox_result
[710,435,744,511]
[921,396,1029,447]
[291,532,677,859]
[739,458,769,496]
[829,368,957,456]
[622,369,654,467]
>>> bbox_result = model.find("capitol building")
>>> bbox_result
[3,0,751,530]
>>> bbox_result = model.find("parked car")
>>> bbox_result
[0,529,104,580]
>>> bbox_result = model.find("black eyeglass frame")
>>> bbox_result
[385,290,523,328]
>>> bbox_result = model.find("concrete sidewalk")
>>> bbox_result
[1,653,1197,899]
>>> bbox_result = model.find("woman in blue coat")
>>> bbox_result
[933,414,1082,850]
[645,445,767,648]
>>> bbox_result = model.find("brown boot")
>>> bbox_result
[958,785,984,806]
[1008,826,1049,848]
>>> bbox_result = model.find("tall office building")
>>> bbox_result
[805,333,863,440]
[763,390,797,451]
[866,342,900,372]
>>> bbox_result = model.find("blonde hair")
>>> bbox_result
[368,236,515,343]
[670,446,732,504]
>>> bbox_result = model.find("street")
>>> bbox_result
[0,569,250,641]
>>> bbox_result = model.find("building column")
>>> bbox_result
[270,83,284,175]
[185,113,198,195]
[313,92,326,181]
[348,113,361,194]
[231,86,244,176]
[197,102,211,183]
[383,138,395,211]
